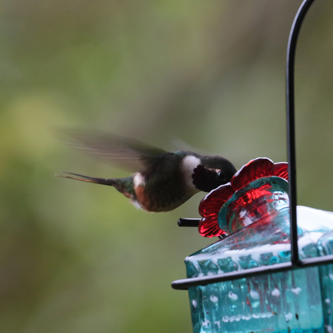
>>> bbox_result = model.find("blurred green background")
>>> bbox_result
[1,0,333,332]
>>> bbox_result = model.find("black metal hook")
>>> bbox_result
[286,0,316,266]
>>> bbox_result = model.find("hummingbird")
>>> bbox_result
[57,129,236,212]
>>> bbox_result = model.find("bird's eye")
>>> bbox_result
[217,171,225,180]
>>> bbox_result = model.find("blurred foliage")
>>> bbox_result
[1,0,333,332]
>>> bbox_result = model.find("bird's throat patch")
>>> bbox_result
[181,155,201,191]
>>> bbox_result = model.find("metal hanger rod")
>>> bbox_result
[286,0,316,266]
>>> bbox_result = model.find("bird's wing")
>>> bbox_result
[55,128,166,172]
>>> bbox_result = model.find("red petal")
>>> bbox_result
[198,184,234,218]
[198,217,226,238]
[231,157,275,191]
[274,162,288,181]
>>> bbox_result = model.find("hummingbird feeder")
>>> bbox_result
[172,1,333,333]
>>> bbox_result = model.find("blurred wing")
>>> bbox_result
[55,128,166,172]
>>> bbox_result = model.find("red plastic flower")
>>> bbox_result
[198,158,288,238]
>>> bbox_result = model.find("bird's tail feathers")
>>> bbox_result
[56,172,116,186]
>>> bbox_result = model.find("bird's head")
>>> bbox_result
[192,156,236,192]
